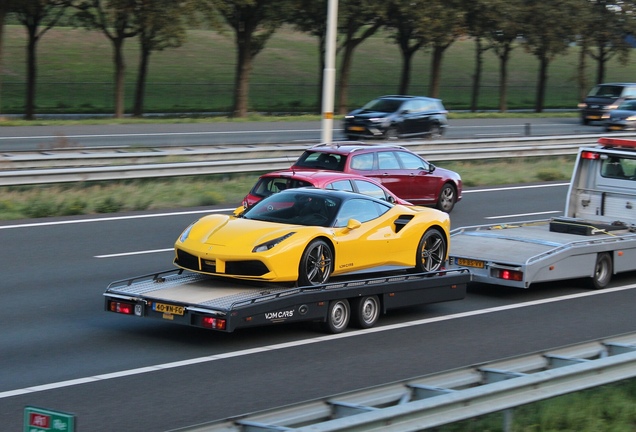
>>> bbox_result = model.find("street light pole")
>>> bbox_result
[320,0,338,143]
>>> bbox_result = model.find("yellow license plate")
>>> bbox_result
[588,115,601,120]
[153,302,185,315]
[609,126,623,131]
[348,126,365,131]
[456,258,485,268]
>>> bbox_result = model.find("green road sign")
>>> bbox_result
[24,406,76,432]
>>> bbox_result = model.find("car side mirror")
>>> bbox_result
[429,164,436,173]
[346,219,362,230]
[233,206,245,217]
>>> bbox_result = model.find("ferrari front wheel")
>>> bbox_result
[415,228,447,273]
[298,239,333,286]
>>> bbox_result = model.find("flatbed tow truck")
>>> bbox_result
[104,268,470,333]
[448,137,636,289]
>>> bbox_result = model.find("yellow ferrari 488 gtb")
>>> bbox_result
[174,188,450,286]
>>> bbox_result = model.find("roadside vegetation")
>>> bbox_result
[0,155,574,221]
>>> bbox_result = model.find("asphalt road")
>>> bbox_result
[3,182,636,431]
[0,117,610,151]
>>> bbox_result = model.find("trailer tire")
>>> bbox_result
[298,239,333,286]
[351,296,380,329]
[415,228,447,273]
[323,299,350,333]
[589,252,612,290]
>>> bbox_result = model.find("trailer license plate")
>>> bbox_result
[153,302,185,315]
[457,258,484,268]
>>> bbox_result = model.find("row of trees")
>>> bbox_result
[1,0,636,120]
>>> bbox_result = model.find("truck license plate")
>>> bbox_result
[456,258,485,268]
[153,302,185,315]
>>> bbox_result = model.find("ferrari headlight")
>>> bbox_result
[179,223,195,243]
[253,232,296,253]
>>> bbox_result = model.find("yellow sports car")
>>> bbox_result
[174,188,450,286]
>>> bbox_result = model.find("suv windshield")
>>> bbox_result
[361,98,402,113]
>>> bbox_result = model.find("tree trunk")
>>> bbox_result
[133,46,150,117]
[398,50,414,95]
[577,39,588,100]
[498,47,510,112]
[25,27,38,120]
[470,37,483,112]
[113,38,126,119]
[337,42,354,115]
[596,48,606,85]
[429,46,444,98]
[0,8,6,116]
[535,56,549,113]
[233,30,253,117]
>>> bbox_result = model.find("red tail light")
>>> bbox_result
[495,269,523,281]
[202,316,227,330]
[109,301,135,315]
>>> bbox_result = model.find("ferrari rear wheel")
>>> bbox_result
[298,239,333,286]
[415,228,447,273]
[323,299,350,333]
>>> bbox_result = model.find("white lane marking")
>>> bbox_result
[95,248,173,258]
[485,210,562,220]
[0,208,234,230]
[2,282,636,399]
[463,183,569,193]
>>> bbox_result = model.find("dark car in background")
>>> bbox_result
[290,142,462,212]
[605,98,636,132]
[343,95,448,140]
[578,83,636,125]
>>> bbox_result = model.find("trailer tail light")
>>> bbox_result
[493,269,523,281]
[581,151,600,160]
[109,300,135,315]
[202,316,227,330]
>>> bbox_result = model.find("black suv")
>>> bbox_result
[343,95,448,140]
[578,83,636,125]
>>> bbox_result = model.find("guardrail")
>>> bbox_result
[173,331,636,432]
[0,134,628,186]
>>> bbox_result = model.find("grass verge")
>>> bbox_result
[0,156,574,221]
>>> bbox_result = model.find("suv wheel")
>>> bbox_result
[384,127,399,140]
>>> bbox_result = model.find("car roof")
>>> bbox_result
[305,141,409,155]
[274,186,389,204]
[262,170,380,182]
[376,94,442,102]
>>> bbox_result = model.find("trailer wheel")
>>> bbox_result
[589,253,612,289]
[298,239,333,286]
[323,299,350,333]
[415,228,447,273]
[351,296,380,329]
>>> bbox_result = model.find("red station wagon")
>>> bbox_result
[290,142,462,212]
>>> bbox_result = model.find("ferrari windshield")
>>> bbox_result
[243,192,341,227]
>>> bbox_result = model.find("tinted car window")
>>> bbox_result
[252,177,311,198]
[327,179,354,191]
[350,153,374,170]
[378,151,401,169]
[334,198,390,227]
[362,98,402,113]
[353,179,388,200]
[396,151,428,170]
[293,151,344,170]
